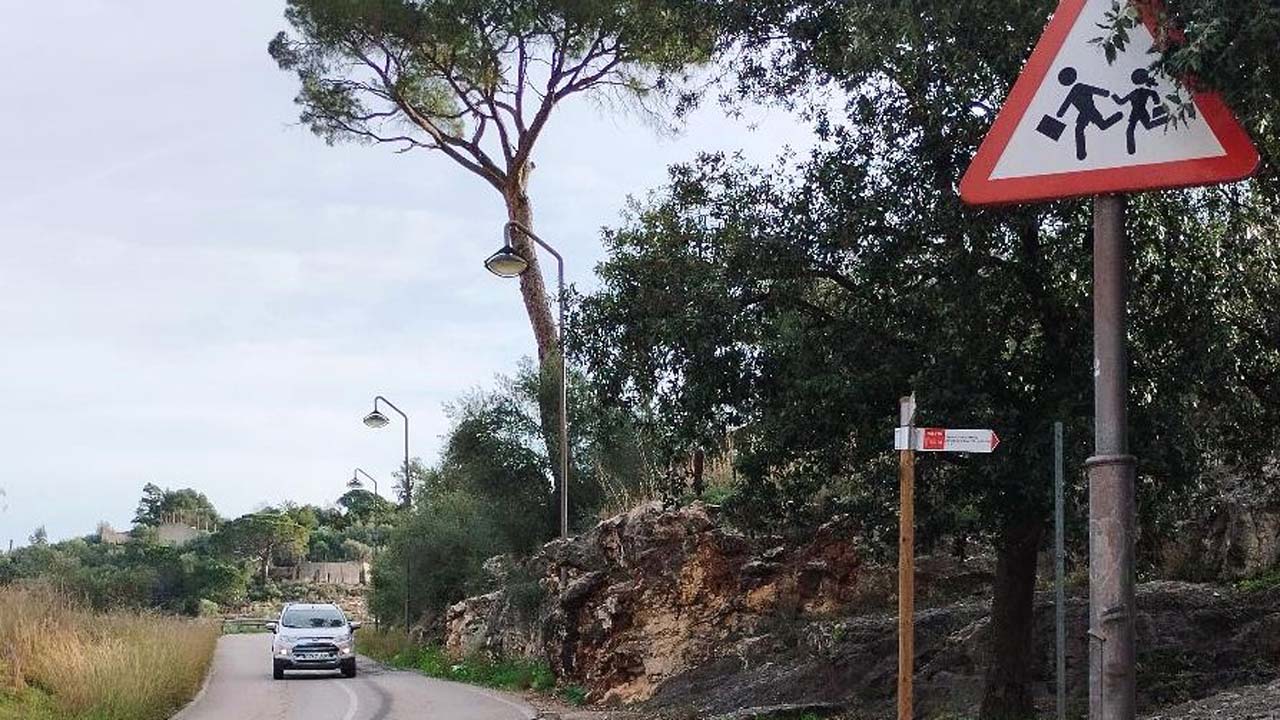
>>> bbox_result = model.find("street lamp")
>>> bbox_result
[484,221,570,543]
[347,468,380,498]
[362,395,411,633]
[362,396,409,506]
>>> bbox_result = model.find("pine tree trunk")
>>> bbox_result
[503,180,569,534]
[980,518,1046,719]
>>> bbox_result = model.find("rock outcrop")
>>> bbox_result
[445,501,985,705]
[444,502,1280,717]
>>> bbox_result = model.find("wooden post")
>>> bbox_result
[898,394,917,720]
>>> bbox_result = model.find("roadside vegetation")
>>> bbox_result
[0,584,217,720]
[0,484,395,617]
[357,627,570,699]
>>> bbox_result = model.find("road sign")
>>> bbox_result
[894,427,1000,453]
[960,0,1258,205]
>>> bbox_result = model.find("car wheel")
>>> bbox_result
[340,659,357,678]
[273,661,285,680]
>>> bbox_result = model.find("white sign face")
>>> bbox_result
[894,428,1001,454]
[959,0,1258,205]
[990,0,1223,180]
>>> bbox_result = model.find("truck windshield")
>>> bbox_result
[281,607,346,629]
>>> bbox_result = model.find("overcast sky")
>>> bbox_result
[0,1,813,545]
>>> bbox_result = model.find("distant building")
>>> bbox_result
[155,522,205,547]
[97,523,132,545]
[96,521,207,547]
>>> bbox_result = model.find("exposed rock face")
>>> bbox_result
[1157,462,1280,581]
[445,502,985,705]
[444,502,1280,717]
[646,582,1280,718]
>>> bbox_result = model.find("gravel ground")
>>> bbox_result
[1144,679,1280,720]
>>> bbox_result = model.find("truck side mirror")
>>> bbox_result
[349,621,362,631]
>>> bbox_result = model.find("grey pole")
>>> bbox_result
[367,395,412,633]
[1055,421,1066,720]
[1087,196,1137,720]
[502,222,570,544]
[352,468,380,498]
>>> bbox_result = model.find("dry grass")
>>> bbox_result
[0,584,219,720]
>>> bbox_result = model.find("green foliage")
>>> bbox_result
[558,685,588,706]
[1116,0,1280,192]
[213,512,310,583]
[0,536,249,614]
[1237,568,1280,593]
[132,483,220,529]
[369,489,508,626]
[576,1,1280,714]
[269,0,719,192]
[359,630,556,693]
[335,488,397,527]
[368,364,669,628]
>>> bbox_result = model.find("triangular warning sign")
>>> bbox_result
[961,0,1259,206]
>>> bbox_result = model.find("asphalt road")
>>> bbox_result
[174,634,538,720]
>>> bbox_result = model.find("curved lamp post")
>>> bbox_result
[363,395,410,633]
[347,468,380,498]
[484,221,569,543]
[363,396,410,507]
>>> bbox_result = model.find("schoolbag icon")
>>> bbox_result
[1037,115,1067,141]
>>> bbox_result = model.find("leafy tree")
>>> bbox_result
[268,0,721,497]
[28,526,48,546]
[214,513,310,583]
[132,483,221,529]
[576,46,1280,720]
[370,489,506,627]
[341,539,374,562]
[336,488,398,527]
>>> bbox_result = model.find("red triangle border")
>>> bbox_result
[960,0,1259,206]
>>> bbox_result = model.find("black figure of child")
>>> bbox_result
[1054,66,1124,160]
[1112,68,1170,155]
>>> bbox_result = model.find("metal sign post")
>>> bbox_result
[1055,420,1067,720]
[1088,196,1137,720]
[898,394,916,720]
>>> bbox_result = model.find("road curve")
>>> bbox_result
[174,634,537,720]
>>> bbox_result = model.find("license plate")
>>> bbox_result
[295,653,332,660]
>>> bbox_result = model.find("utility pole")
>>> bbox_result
[1088,196,1137,720]
[898,394,916,720]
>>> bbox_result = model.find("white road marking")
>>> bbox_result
[336,678,360,720]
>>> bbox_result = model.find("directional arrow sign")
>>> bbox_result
[960,0,1258,205]
[894,428,1001,454]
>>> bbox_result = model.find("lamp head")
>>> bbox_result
[484,245,528,278]
[347,477,362,489]
[363,410,391,428]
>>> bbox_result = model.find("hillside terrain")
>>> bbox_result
[442,502,1280,719]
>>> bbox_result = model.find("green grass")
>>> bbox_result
[358,628,556,694]
[1237,568,1280,593]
